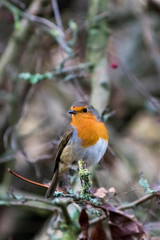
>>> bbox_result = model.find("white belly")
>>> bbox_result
[83,138,108,166]
[66,131,108,166]
[61,129,108,169]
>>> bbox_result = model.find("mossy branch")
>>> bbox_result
[78,160,92,198]
[19,62,93,84]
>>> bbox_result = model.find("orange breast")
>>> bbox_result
[71,113,108,148]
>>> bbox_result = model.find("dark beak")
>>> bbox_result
[68,110,76,115]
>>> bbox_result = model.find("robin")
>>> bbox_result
[45,101,109,198]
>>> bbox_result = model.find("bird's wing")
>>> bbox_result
[45,125,73,198]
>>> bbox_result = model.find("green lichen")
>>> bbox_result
[139,177,155,194]
[78,160,92,198]
[88,207,101,216]
[19,71,53,84]
[53,191,66,198]
[88,196,100,206]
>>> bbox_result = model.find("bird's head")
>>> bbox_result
[68,101,101,121]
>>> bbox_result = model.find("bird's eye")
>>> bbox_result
[83,108,87,113]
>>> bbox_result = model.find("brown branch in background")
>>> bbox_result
[119,60,160,115]
[3,0,72,54]
[0,153,16,164]
[0,151,52,164]
[9,0,26,10]
[118,193,155,211]
[53,62,93,76]
[108,51,160,115]
[0,138,57,164]
[141,15,160,88]
[0,0,44,84]
[90,193,157,225]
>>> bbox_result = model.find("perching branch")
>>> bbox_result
[0,190,157,219]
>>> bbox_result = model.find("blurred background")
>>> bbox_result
[0,0,160,239]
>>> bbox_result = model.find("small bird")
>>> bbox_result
[45,101,109,198]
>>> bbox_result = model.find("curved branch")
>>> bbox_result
[118,193,156,211]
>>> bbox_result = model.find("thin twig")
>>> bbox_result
[120,61,160,115]
[141,15,160,88]
[8,168,49,188]
[3,0,64,37]
[118,193,155,211]
[0,153,16,164]
[0,0,44,83]
[19,62,93,82]
[22,11,64,36]
[3,0,72,54]
[53,62,93,76]
[89,214,107,225]
[107,51,160,115]
[0,194,72,212]
[90,193,157,225]
[9,0,26,10]
[51,0,64,30]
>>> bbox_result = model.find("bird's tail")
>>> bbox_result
[45,168,59,198]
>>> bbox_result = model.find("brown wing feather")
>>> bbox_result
[45,125,73,198]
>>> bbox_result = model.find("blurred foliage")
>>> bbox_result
[0,0,160,239]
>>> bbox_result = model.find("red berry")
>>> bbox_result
[111,63,118,69]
